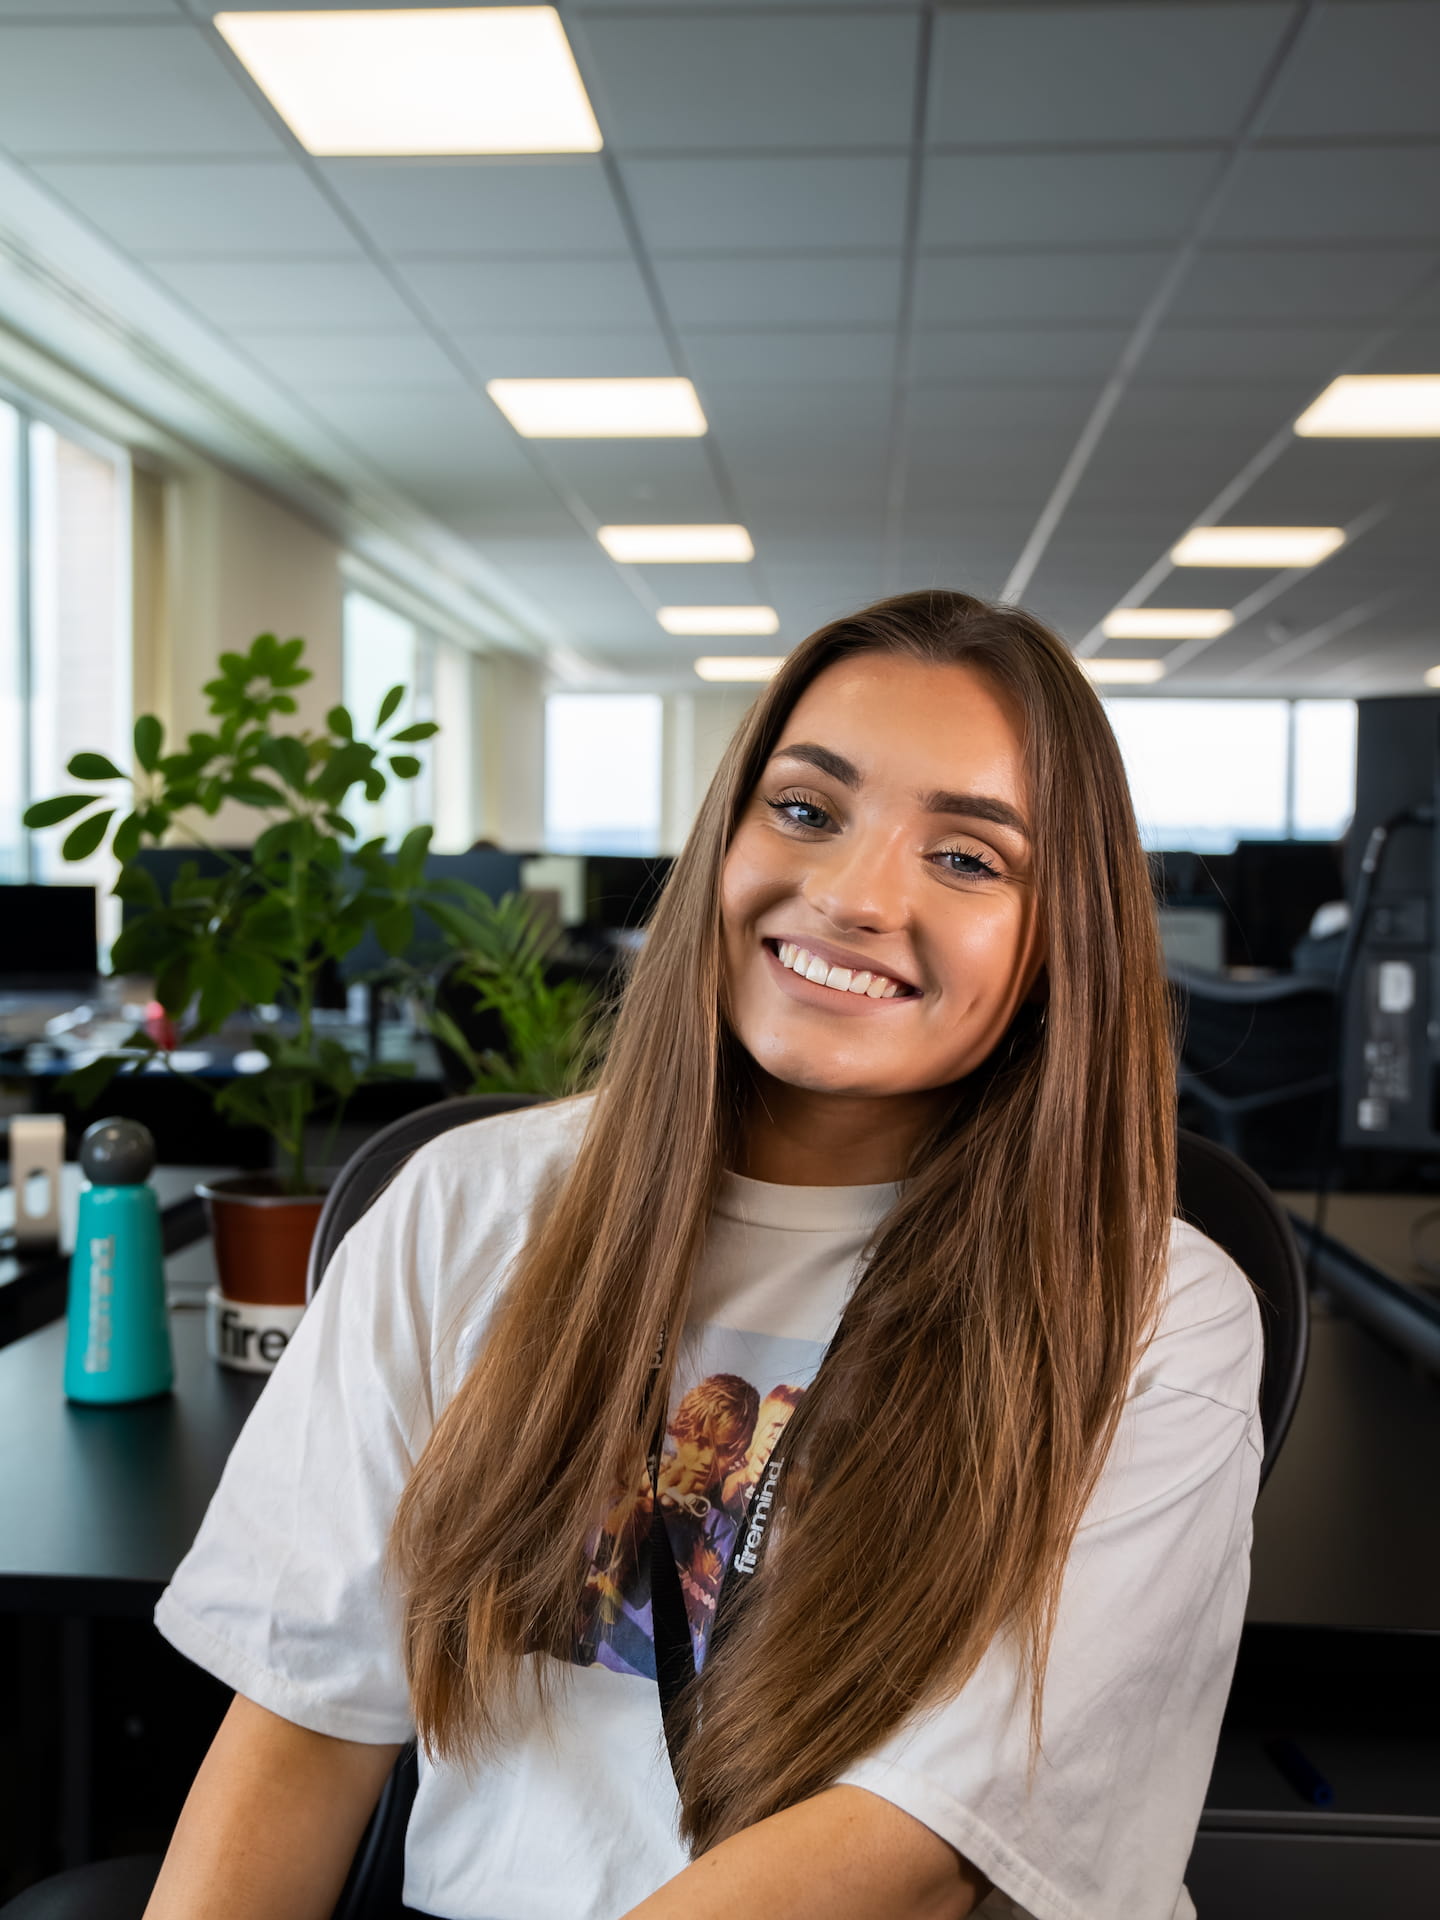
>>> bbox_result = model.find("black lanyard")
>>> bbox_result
[646,1321,845,1778]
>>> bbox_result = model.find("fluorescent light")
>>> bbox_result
[1425,666,1440,689]
[214,8,601,156]
[1295,375,1440,437]
[660,606,778,636]
[598,525,754,564]
[1170,526,1345,569]
[1082,659,1166,685]
[488,378,706,438]
[1102,608,1234,641]
[694,657,785,682]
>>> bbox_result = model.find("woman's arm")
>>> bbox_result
[144,1694,403,1920]
[624,1786,991,1920]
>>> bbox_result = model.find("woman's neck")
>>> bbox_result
[734,1074,944,1187]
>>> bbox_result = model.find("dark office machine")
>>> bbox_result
[582,855,673,933]
[0,884,98,989]
[1339,697,1440,1153]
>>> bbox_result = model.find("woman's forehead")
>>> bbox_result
[775,655,1030,804]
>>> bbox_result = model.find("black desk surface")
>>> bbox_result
[0,1310,264,1616]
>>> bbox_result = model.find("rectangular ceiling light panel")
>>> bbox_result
[1169,526,1345,568]
[1295,375,1440,437]
[695,657,785,682]
[1101,609,1234,641]
[488,379,706,437]
[660,606,779,636]
[598,525,754,563]
[214,9,602,156]
[1082,659,1166,685]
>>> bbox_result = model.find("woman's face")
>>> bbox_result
[720,653,1046,1103]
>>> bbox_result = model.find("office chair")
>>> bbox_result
[1171,964,1337,1185]
[1,1116,1306,1920]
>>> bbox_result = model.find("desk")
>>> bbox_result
[1279,1189,1440,1378]
[0,1165,223,1350]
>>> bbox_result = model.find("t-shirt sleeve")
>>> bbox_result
[836,1225,1263,1920]
[154,1149,458,1745]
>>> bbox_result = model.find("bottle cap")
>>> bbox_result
[79,1117,157,1186]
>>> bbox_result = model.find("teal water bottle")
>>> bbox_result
[64,1118,173,1404]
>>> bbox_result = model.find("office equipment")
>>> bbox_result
[1228,840,1344,972]
[582,855,673,932]
[1338,696,1440,1152]
[63,1120,172,1406]
[0,886,97,986]
[7,1114,64,1249]
[1157,904,1225,972]
[338,848,524,979]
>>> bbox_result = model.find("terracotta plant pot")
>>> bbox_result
[196,1177,326,1374]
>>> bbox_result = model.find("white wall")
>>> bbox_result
[474,650,546,850]
[659,688,758,854]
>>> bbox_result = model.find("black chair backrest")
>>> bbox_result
[1172,967,1336,1095]
[308,1093,541,1300]
[1176,1127,1308,1488]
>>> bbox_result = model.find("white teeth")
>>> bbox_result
[774,942,908,1000]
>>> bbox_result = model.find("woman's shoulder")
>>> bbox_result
[1133,1217,1264,1422]
[400,1092,595,1204]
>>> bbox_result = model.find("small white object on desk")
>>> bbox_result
[8,1114,64,1248]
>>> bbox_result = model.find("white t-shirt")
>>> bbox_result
[155,1096,1262,1920]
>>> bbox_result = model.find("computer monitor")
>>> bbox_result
[339,848,525,979]
[583,856,674,932]
[0,884,98,986]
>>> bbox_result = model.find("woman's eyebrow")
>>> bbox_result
[771,742,1030,840]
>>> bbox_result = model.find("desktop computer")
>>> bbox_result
[1339,696,1440,1152]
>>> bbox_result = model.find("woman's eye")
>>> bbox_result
[766,796,831,831]
[935,848,1001,880]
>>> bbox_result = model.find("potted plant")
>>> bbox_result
[23,631,451,1330]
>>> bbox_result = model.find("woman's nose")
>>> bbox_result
[801,827,910,934]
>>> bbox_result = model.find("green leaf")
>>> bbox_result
[375,903,414,956]
[59,1053,127,1111]
[62,809,114,861]
[388,721,439,744]
[113,864,161,909]
[326,705,354,741]
[363,770,386,804]
[376,684,406,729]
[309,741,374,803]
[395,823,432,887]
[389,754,422,780]
[225,777,287,809]
[133,714,163,772]
[22,793,92,829]
[67,752,124,781]
[323,811,355,837]
[112,811,144,864]
[257,735,310,791]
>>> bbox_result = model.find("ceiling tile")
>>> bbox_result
[400,257,657,330]
[914,251,1169,326]
[1139,324,1371,384]
[449,329,673,380]
[0,1,178,12]
[536,438,730,522]
[229,329,461,389]
[684,331,896,384]
[624,155,909,253]
[146,257,419,330]
[30,159,359,256]
[1367,325,1440,373]
[1172,246,1439,320]
[929,4,1294,145]
[1266,1,1440,138]
[321,158,631,256]
[657,256,903,330]
[921,151,1220,250]
[911,327,1128,383]
[579,10,919,151]
[1211,146,1440,243]
[0,22,281,155]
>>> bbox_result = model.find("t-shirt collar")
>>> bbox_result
[715,1168,901,1232]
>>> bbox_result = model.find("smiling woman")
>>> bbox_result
[143,591,1260,1920]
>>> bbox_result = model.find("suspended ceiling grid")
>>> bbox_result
[0,0,1436,692]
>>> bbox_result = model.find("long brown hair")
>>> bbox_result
[390,590,1175,1850]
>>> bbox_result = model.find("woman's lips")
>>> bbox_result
[762,939,921,1012]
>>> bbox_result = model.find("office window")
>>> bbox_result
[545,694,662,855]
[0,395,130,887]
[0,400,20,881]
[1105,698,1357,852]
[1293,700,1358,840]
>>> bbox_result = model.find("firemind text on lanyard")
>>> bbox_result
[732,1453,784,1576]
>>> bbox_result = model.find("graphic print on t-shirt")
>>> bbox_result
[572,1325,824,1681]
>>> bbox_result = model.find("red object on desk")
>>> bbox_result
[143,1001,178,1050]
